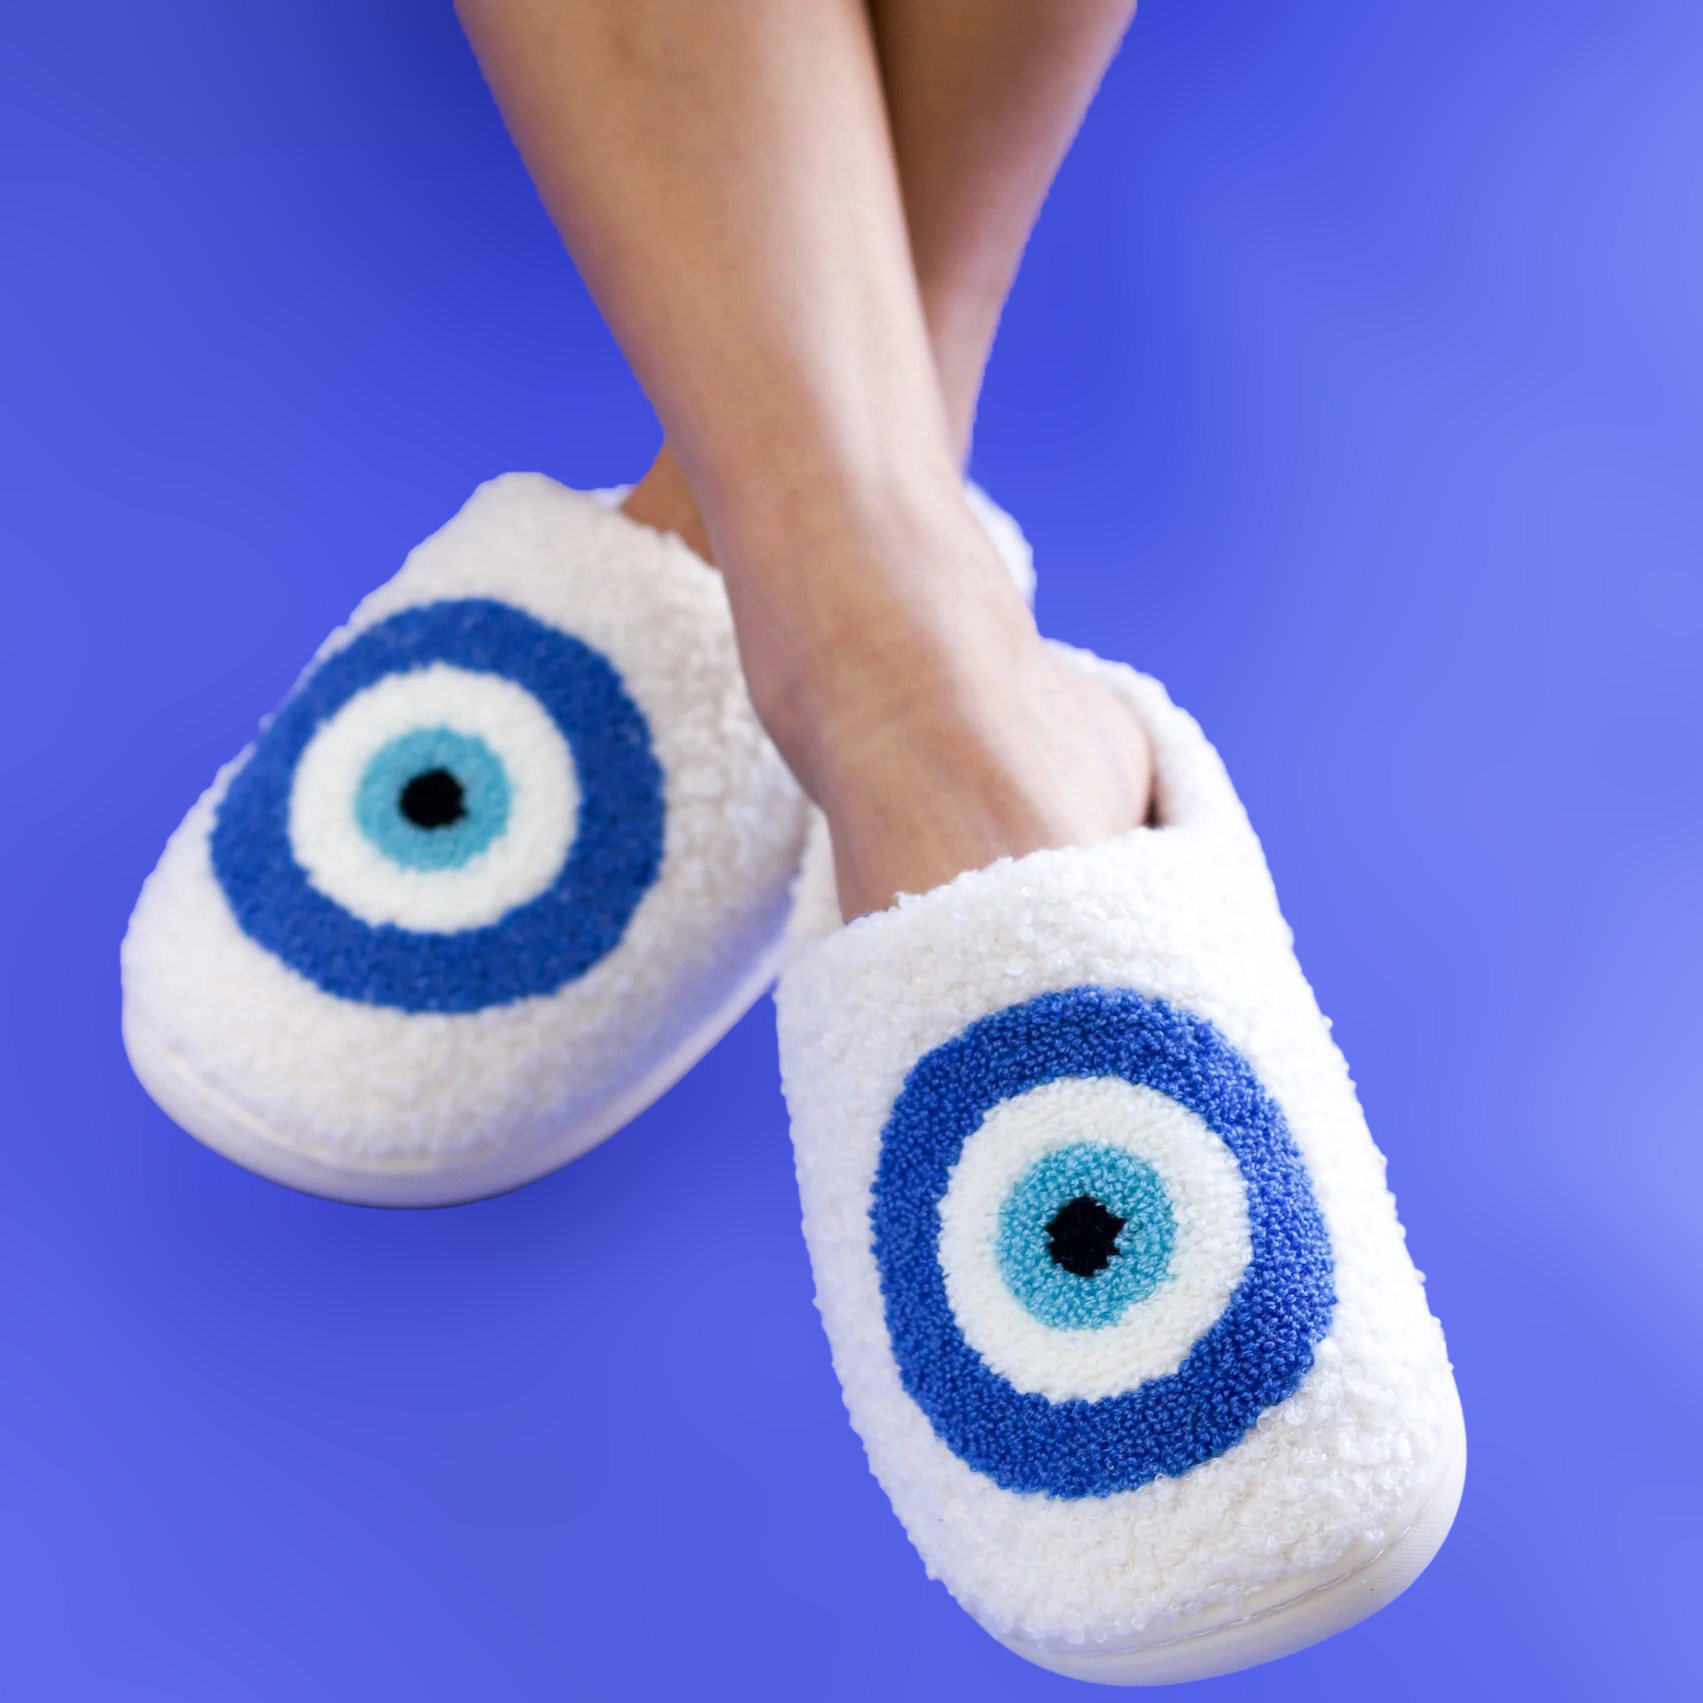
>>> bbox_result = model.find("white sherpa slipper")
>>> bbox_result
[775,652,1464,1685]
[123,473,1033,1207]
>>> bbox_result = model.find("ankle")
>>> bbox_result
[717,490,1040,796]
[621,446,714,562]
[702,428,971,570]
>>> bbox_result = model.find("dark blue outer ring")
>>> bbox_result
[210,599,665,1014]
[870,986,1336,1499]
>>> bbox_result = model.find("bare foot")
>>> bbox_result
[625,455,1151,917]
[720,484,1153,919]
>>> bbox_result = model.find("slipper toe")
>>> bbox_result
[123,474,806,1204]
[776,654,1462,1683]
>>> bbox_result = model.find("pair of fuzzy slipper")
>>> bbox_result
[123,474,1462,1685]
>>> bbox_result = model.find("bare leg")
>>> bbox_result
[874,0,1138,457]
[621,0,1138,552]
[456,0,1150,916]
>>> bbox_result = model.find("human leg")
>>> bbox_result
[456,0,1149,917]
[870,0,1138,457]
[620,0,1138,550]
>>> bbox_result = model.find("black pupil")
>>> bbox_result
[1046,1195,1126,1278]
[399,768,467,830]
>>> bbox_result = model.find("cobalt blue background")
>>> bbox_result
[2,2,1698,1696]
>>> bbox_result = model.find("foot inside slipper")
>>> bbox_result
[776,654,1463,1684]
[122,474,807,1205]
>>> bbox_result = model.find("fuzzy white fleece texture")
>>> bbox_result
[123,474,810,1200]
[775,653,1460,1656]
[123,474,1036,1204]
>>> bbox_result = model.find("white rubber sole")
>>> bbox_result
[122,929,788,1209]
[996,1380,1467,1685]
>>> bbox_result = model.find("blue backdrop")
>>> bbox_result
[2,3,1698,1697]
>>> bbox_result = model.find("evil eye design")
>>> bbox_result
[872,987,1335,1499]
[211,599,665,1013]
[996,1143,1175,1331]
[937,1076,1254,1403]
[286,663,576,933]
[353,725,512,874]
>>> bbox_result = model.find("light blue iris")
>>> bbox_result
[995,1143,1175,1331]
[354,726,511,871]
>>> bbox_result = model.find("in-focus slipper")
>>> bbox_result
[123,474,1032,1207]
[776,651,1464,1685]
